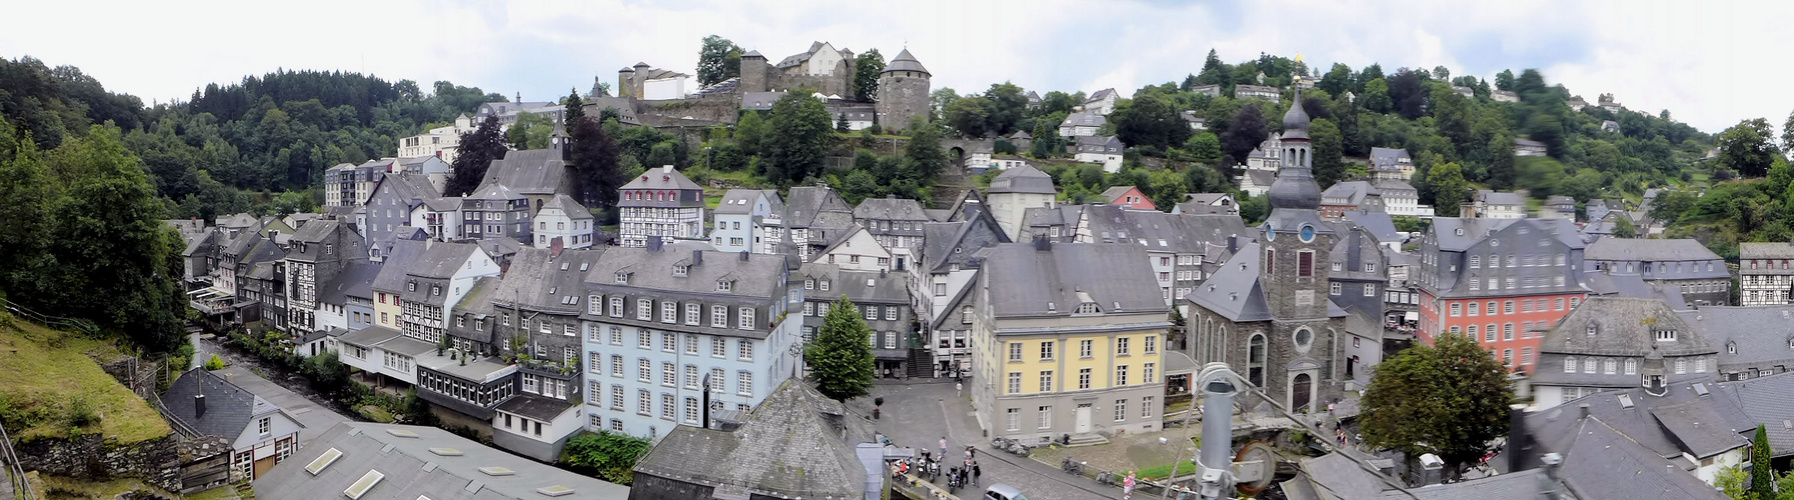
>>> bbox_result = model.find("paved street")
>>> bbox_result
[862,381,1122,500]
[214,365,352,446]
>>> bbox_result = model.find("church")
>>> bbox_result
[1184,92,1349,413]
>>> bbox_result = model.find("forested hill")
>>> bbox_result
[0,56,502,218]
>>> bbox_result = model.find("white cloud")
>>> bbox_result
[0,0,1781,132]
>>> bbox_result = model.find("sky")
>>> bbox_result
[0,0,1780,133]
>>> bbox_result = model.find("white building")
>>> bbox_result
[1074,135,1124,173]
[1373,179,1422,217]
[1058,112,1105,138]
[986,165,1059,241]
[712,189,783,254]
[618,166,707,247]
[533,195,596,249]
[397,114,478,163]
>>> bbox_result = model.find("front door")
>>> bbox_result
[1075,403,1093,433]
[1292,373,1313,413]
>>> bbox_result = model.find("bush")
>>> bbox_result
[560,431,652,485]
[203,354,224,371]
[66,397,99,428]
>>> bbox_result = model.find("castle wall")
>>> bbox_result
[877,71,931,131]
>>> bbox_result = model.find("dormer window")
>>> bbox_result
[805,279,814,290]
[820,280,831,291]
[1655,329,1676,342]
[1076,303,1099,315]
[673,265,688,277]
[615,272,629,284]
[717,280,734,292]
[408,282,416,292]
[431,285,440,296]
[1586,324,1597,335]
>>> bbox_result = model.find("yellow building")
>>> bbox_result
[970,241,1171,443]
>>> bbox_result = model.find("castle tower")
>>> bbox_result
[740,50,768,93]
[630,62,650,99]
[617,66,636,99]
[875,49,932,131]
[1256,87,1339,412]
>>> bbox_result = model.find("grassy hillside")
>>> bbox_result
[0,314,169,443]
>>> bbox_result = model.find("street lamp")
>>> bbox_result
[1160,437,1195,500]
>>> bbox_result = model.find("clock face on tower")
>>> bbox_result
[1299,224,1316,243]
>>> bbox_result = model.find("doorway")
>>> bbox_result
[1292,373,1313,412]
[1075,403,1093,433]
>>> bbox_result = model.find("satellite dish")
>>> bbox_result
[1234,440,1276,495]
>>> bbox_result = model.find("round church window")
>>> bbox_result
[1299,224,1316,242]
[1293,327,1314,352]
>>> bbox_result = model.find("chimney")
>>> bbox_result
[194,393,206,419]
[515,91,522,103]
[1577,403,1590,420]
[1507,404,1530,472]
[550,237,564,257]
[691,250,704,267]
[1032,235,1052,252]
[646,237,664,252]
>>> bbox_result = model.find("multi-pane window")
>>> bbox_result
[738,307,755,329]
[1038,406,1052,429]
[1143,362,1156,383]
[1006,408,1020,431]
[713,338,727,357]
[1039,370,1054,392]
[1008,372,1022,394]
[738,340,753,360]
[1297,251,1314,277]
[637,390,651,415]
[684,397,699,423]
[737,371,753,395]
[1078,368,1092,389]
[662,362,677,386]
[1080,339,1094,358]
[685,304,700,325]
[637,299,652,320]
[685,365,698,389]
[1009,342,1023,361]
[661,301,677,323]
[1114,399,1128,422]
[1144,335,1157,354]
[611,355,623,377]
[1141,396,1155,419]
[662,332,677,352]
[609,297,624,317]
[637,330,651,349]
[1117,337,1131,355]
[588,352,602,373]
[712,305,728,327]
[611,386,624,410]
[1040,341,1055,360]
[1115,365,1129,386]
[638,358,651,382]
[661,394,675,420]
[685,334,699,354]
[885,306,898,321]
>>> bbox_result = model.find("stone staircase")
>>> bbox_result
[906,348,935,378]
[1066,433,1111,447]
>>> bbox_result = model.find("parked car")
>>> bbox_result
[984,483,1029,500]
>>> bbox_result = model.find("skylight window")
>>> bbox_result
[536,486,576,497]
[428,448,463,456]
[344,470,386,499]
[385,429,420,438]
[479,466,516,476]
[305,448,343,475]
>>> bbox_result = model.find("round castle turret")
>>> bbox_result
[876,49,932,132]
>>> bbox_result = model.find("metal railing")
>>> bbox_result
[1,297,99,337]
[0,420,35,500]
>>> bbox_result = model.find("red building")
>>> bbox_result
[1413,218,1588,374]
[1101,185,1156,211]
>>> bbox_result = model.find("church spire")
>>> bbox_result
[1267,87,1319,211]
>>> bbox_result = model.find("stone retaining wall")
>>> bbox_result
[15,434,180,492]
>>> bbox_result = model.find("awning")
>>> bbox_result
[1404,311,1419,321]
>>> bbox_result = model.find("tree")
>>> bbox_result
[1195,49,1230,86]
[1716,465,1750,500]
[1494,69,1515,91]
[734,111,767,156]
[446,115,505,196]
[945,97,992,138]
[1754,424,1775,498]
[1361,78,1392,113]
[568,116,621,209]
[505,111,553,150]
[1387,70,1426,119]
[1432,65,1450,82]
[1220,104,1268,168]
[695,35,742,87]
[852,49,885,102]
[1611,214,1638,238]
[762,92,832,184]
[560,431,651,485]
[983,82,1029,135]
[1310,118,1345,188]
[807,296,875,401]
[1428,162,1472,217]
[1318,63,1353,96]
[1360,333,1512,479]
[1184,132,1222,163]
[1110,94,1191,150]
[563,89,585,126]
[1718,118,1779,178]
[904,118,949,184]
[1783,110,1794,155]
[1029,119,1061,158]
[836,112,851,133]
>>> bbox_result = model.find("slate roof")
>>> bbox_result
[319,261,381,305]
[1060,112,1106,128]
[1586,238,1721,262]
[1558,417,1729,500]
[1430,218,1584,252]
[1580,273,1687,310]
[620,165,703,191]
[980,242,1168,318]
[781,186,855,229]
[987,164,1057,195]
[1477,190,1525,206]
[1537,298,1713,357]
[1241,169,1276,189]
[541,194,592,220]
[408,242,483,280]
[1370,178,1416,196]
[853,197,929,222]
[371,240,427,292]
[715,189,782,215]
[494,394,575,422]
[633,380,873,500]
[799,264,909,305]
[1078,205,1247,257]
[1100,186,1141,203]
[1075,135,1123,152]
[478,148,570,196]
[492,247,606,315]
[1678,306,1794,368]
[162,368,288,441]
[1321,181,1379,205]
[1187,241,1273,322]
[1740,242,1794,260]
[884,48,929,74]
[1650,399,1750,458]
[583,244,791,332]
[253,422,628,500]
[450,276,503,345]
[374,172,442,207]
[741,91,785,110]
[1341,210,1401,244]
[1087,88,1117,102]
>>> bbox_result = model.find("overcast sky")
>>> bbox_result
[0,0,1779,133]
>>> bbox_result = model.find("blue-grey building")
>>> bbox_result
[579,242,802,441]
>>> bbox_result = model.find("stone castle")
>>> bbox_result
[609,41,931,131]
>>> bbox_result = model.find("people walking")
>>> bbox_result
[972,462,981,486]
[939,436,948,458]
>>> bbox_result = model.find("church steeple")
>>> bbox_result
[1267,88,1319,211]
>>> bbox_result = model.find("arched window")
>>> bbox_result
[1470,255,1481,268]
[1564,356,1577,373]
[1247,333,1267,387]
